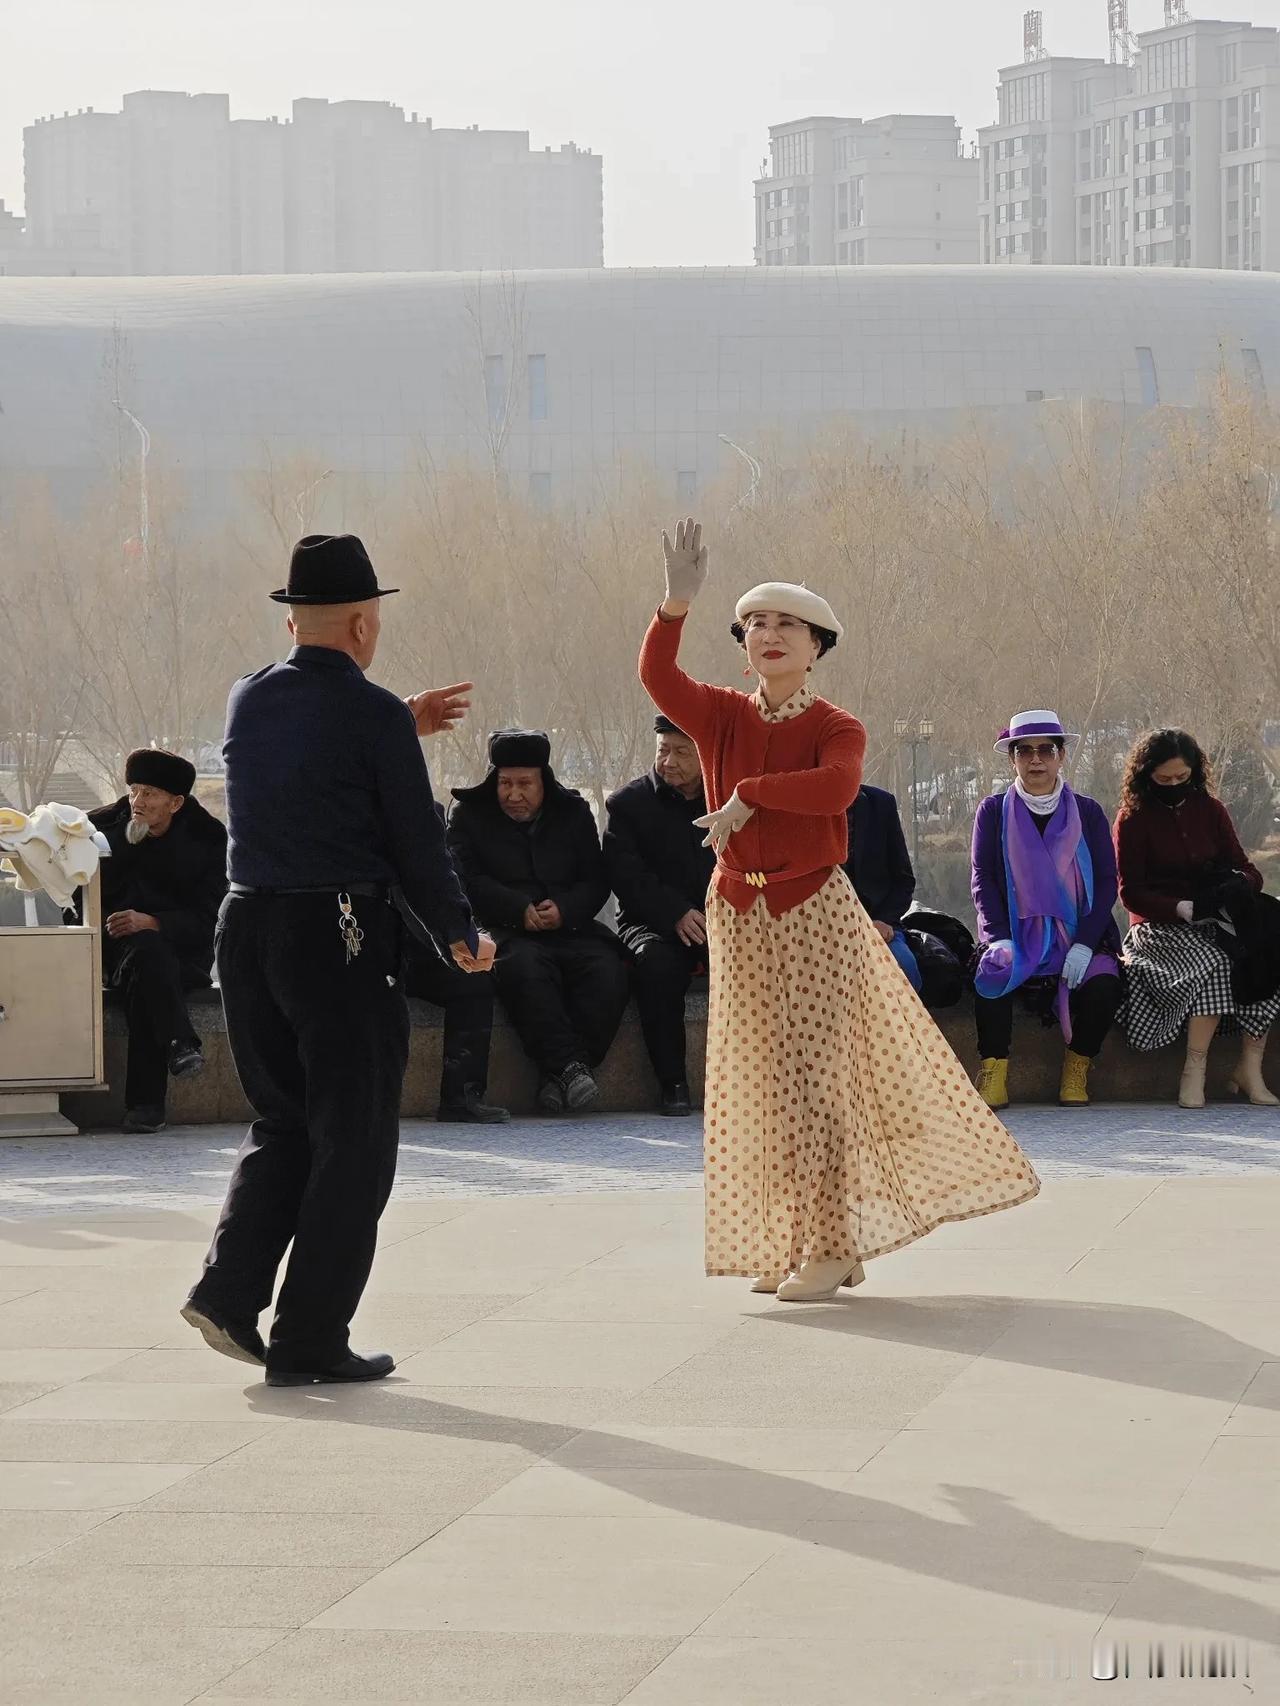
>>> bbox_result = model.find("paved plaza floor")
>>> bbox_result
[0,1107,1277,1703]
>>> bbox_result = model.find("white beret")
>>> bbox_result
[734,582,844,640]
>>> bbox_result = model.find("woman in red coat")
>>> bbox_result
[1115,727,1280,1107]
[640,519,1039,1300]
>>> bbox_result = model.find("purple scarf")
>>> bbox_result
[974,785,1114,1043]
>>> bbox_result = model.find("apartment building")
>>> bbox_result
[978,16,1280,269]
[17,92,603,276]
[755,113,979,265]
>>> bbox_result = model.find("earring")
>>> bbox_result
[743,666,753,678]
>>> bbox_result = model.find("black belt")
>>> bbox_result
[228,882,389,899]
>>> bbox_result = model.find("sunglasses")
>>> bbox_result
[1012,743,1061,760]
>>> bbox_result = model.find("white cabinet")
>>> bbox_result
[0,874,105,1136]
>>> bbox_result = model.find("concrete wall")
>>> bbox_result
[59,983,1267,1131]
[2,267,1278,515]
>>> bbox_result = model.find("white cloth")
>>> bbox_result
[0,804,108,909]
[1013,777,1065,817]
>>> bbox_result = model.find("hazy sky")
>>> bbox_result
[6,0,1280,266]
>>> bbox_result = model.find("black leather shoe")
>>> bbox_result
[168,1040,205,1079]
[180,1301,266,1365]
[559,1062,600,1111]
[123,1105,166,1134]
[536,1076,566,1115]
[660,1080,694,1117]
[438,1086,511,1124]
[265,1351,395,1387]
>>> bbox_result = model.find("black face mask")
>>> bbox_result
[1152,779,1193,806]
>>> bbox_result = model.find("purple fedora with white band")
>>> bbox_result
[993,709,1078,754]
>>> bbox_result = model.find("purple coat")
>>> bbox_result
[971,790,1123,955]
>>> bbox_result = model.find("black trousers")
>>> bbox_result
[975,974,1123,1061]
[494,932,630,1078]
[404,943,496,1106]
[103,932,206,1111]
[625,930,706,1088]
[190,891,409,1371]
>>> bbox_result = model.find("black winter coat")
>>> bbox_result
[88,795,228,972]
[604,771,715,947]
[446,770,613,945]
[843,784,915,930]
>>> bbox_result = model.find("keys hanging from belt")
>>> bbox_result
[337,892,364,964]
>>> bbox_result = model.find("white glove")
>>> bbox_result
[1175,900,1195,923]
[1062,942,1092,990]
[985,938,1014,958]
[661,517,709,604]
[694,787,754,855]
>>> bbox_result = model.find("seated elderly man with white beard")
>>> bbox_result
[87,749,228,1133]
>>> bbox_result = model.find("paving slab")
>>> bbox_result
[0,1110,1276,1702]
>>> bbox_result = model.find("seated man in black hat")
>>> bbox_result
[89,749,228,1133]
[403,802,509,1124]
[604,714,716,1116]
[843,784,922,992]
[447,730,629,1112]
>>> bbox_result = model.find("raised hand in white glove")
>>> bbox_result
[694,787,754,855]
[1175,900,1195,923]
[661,517,709,605]
[1061,942,1092,990]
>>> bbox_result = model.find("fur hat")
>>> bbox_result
[488,729,552,770]
[125,748,196,798]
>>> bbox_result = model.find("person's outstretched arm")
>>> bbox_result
[638,518,730,748]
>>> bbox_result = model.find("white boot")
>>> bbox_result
[749,1274,786,1293]
[1178,1047,1209,1109]
[1228,1035,1280,1107]
[776,1257,865,1302]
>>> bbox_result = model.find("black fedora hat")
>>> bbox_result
[269,534,399,605]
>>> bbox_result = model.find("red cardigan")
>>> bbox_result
[1114,792,1262,925]
[639,610,865,916]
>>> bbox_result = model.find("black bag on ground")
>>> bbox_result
[901,907,975,1011]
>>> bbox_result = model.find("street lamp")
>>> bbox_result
[718,434,762,520]
[112,403,150,550]
[894,717,934,871]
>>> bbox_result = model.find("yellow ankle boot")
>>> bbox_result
[977,1057,1009,1110]
[1059,1049,1091,1107]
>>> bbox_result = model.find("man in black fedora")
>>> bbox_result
[87,747,227,1134]
[183,533,495,1386]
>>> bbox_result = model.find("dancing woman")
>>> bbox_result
[639,519,1040,1300]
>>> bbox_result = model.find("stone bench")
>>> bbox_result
[59,984,1254,1129]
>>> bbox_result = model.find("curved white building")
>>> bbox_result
[0,265,1275,510]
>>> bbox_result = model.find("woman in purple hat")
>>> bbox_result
[970,711,1124,1109]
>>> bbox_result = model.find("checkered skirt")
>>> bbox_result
[1120,920,1280,1051]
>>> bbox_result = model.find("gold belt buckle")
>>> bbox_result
[745,870,768,889]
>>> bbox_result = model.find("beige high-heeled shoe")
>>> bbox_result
[776,1257,866,1302]
[1178,1047,1209,1109]
[749,1274,786,1293]
[1227,1035,1280,1107]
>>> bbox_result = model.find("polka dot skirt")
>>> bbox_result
[703,869,1041,1278]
